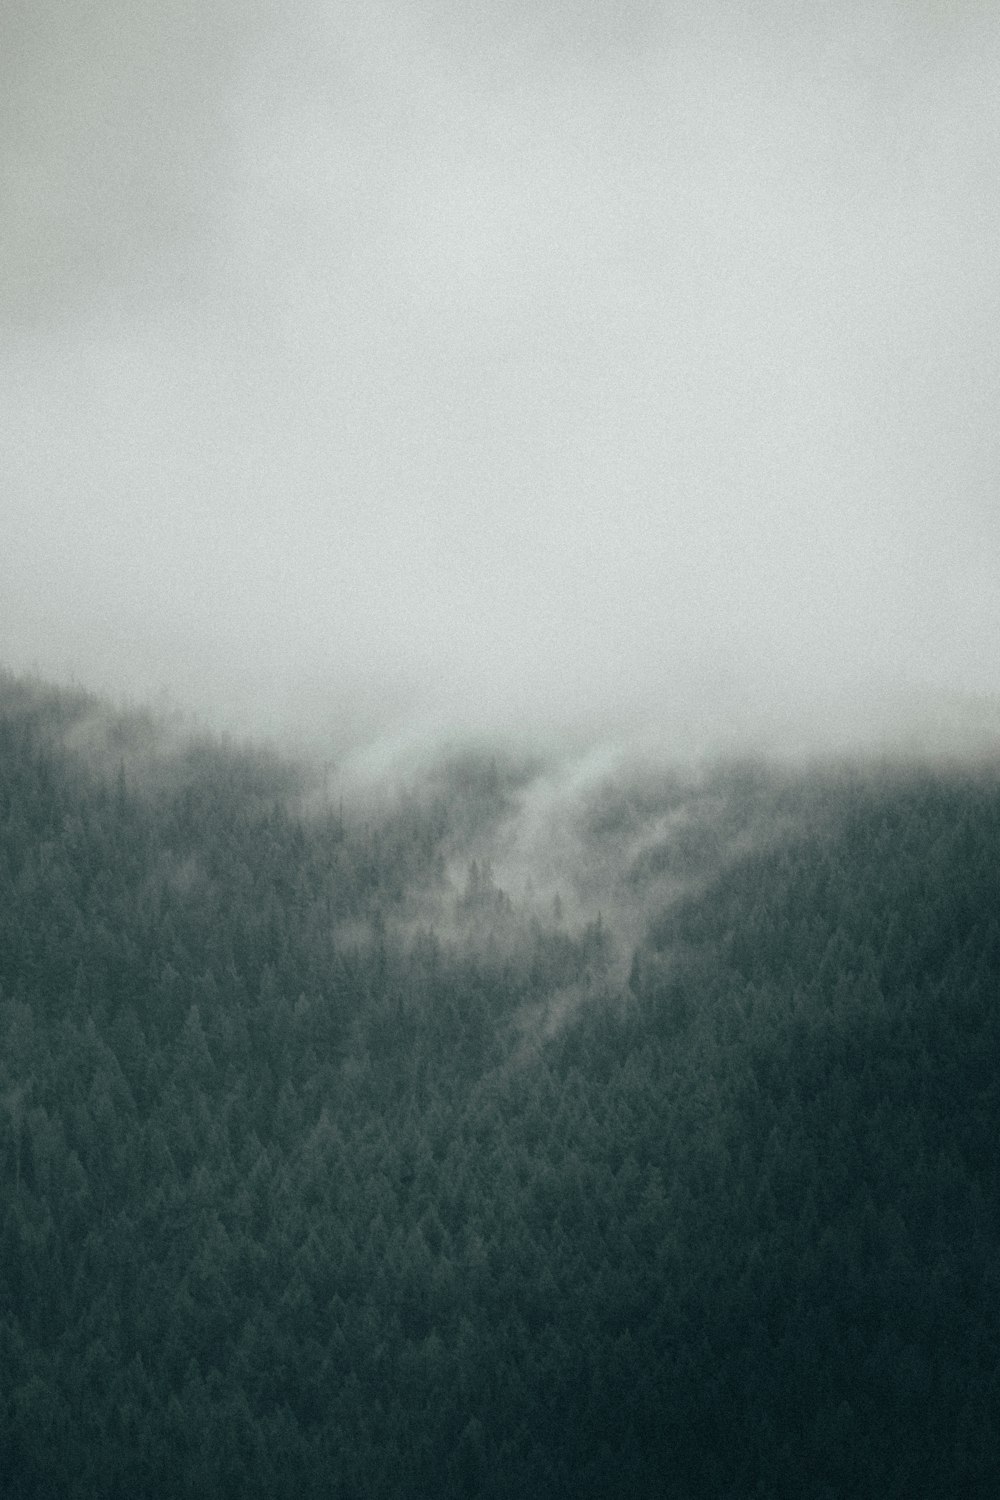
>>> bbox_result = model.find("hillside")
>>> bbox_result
[0,671,998,1498]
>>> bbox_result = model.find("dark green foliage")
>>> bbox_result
[0,671,998,1496]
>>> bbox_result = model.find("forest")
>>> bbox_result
[0,668,997,1497]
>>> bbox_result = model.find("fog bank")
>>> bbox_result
[3,0,999,758]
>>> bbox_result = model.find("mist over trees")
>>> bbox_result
[0,668,998,1497]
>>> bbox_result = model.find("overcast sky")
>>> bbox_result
[3,0,999,757]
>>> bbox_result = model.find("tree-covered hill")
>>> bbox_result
[0,671,997,1497]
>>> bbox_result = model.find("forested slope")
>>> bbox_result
[0,672,997,1497]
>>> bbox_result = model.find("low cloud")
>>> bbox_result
[2,1,998,760]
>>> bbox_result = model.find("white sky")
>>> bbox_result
[3,0,999,756]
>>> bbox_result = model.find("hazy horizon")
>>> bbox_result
[4,0,999,762]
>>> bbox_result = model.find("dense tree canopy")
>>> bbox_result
[0,671,997,1497]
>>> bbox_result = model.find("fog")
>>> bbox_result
[3,0,999,761]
